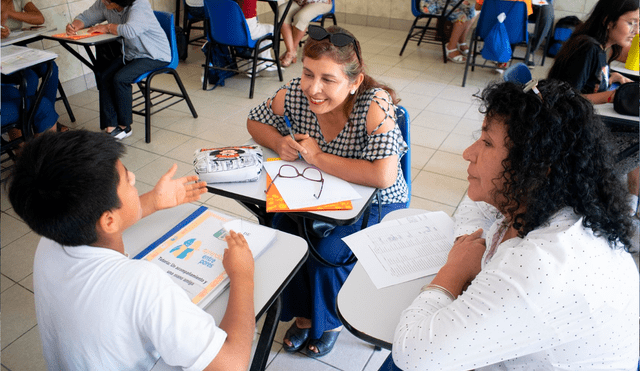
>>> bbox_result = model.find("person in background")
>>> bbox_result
[547,0,638,104]
[420,0,475,63]
[8,130,257,370]
[247,25,409,357]
[547,0,639,205]
[277,0,333,67]
[66,0,171,140]
[239,0,278,75]
[1,0,67,132]
[382,79,638,370]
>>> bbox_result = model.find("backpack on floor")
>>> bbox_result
[201,41,237,89]
[547,16,582,57]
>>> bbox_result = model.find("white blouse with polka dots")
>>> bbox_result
[393,197,639,370]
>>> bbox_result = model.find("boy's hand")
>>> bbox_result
[223,231,254,281]
[151,164,207,211]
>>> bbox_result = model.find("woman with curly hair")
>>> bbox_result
[386,80,638,370]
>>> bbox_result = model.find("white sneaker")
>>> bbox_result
[109,126,132,140]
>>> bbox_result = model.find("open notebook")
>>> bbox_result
[133,206,276,309]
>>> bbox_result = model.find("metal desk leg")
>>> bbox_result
[249,296,282,371]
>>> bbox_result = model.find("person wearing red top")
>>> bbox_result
[240,0,277,74]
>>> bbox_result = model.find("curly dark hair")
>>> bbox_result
[478,79,635,250]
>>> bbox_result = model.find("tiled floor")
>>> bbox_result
[1,23,554,371]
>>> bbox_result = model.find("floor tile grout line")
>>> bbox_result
[1,324,38,352]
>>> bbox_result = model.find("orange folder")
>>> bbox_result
[51,31,105,40]
[265,172,353,213]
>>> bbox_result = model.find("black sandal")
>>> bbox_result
[304,330,341,358]
[283,322,311,353]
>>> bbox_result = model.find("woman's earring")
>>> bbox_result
[350,89,356,95]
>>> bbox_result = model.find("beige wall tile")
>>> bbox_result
[368,0,391,17]
[346,0,367,16]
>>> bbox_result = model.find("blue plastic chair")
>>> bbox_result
[180,0,207,60]
[461,0,529,87]
[203,0,283,98]
[503,62,531,84]
[131,11,198,143]
[399,0,462,63]
[310,0,336,27]
[396,105,412,208]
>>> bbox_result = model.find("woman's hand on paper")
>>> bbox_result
[431,229,485,297]
[297,135,323,165]
[1,26,9,39]
[223,231,254,281]
[277,133,308,162]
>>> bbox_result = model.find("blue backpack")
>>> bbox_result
[202,41,237,89]
[547,16,582,57]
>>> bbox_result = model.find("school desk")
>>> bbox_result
[336,208,433,349]
[124,203,308,371]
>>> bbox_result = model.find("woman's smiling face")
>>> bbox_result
[300,55,358,117]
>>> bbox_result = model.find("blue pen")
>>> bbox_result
[284,115,302,160]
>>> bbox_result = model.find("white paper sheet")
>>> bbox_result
[342,211,454,289]
[263,160,361,209]
[1,45,57,75]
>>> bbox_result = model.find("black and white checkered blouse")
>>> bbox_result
[248,78,409,205]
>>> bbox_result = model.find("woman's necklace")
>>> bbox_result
[484,220,509,264]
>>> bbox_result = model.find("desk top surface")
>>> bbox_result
[595,103,640,124]
[206,145,378,225]
[41,31,121,45]
[130,204,308,370]
[336,208,435,349]
[610,61,639,78]
[0,26,55,46]
[1,45,57,75]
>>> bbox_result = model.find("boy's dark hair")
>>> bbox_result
[112,0,136,8]
[8,130,126,247]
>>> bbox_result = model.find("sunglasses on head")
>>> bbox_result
[307,25,361,64]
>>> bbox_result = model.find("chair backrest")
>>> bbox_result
[411,0,421,18]
[476,0,528,45]
[396,105,411,207]
[155,11,179,70]
[503,62,531,84]
[133,11,177,83]
[311,0,335,22]
[203,0,255,48]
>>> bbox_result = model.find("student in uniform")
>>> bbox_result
[8,130,257,370]
[66,0,171,140]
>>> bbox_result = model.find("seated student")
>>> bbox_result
[240,0,277,75]
[381,80,638,370]
[1,83,58,135]
[66,0,171,140]
[548,0,639,202]
[277,0,333,67]
[8,130,256,370]
[420,0,475,64]
[1,0,67,132]
[547,0,638,104]
[247,25,409,357]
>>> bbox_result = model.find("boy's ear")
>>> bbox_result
[97,209,120,236]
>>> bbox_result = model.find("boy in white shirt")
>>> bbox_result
[8,130,256,371]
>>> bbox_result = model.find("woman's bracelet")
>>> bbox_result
[607,91,614,103]
[420,283,456,301]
